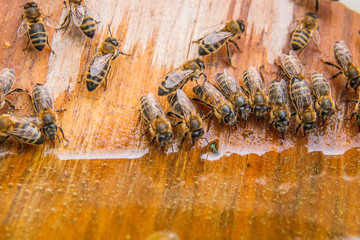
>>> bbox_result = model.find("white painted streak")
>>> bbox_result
[247,0,294,63]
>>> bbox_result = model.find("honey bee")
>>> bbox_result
[269,79,291,133]
[192,82,236,126]
[324,40,360,91]
[0,114,44,150]
[17,2,59,52]
[242,67,270,118]
[215,69,251,121]
[289,76,317,135]
[0,68,26,110]
[290,12,319,52]
[197,20,245,66]
[31,84,67,143]
[60,0,100,38]
[86,26,129,91]
[140,93,173,148]
[167,89,205,146]
[158,58,206,96]
[310,72,335,121]
[280,50,305,80]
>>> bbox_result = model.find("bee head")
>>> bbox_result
[195,58,205,71]
[105,37,119,47]
[254,105,268,118]
[321,109,334,120]
[238,104,251,120]
[303,122,316,134]
[305,12,318,19]
[43,123,58,140]
[278,109,288,121]
[191,129,205,143]
[222,105,236,125]
[0,116,11,131]
[275,120,289,133]
[350,77,360,91]
[236,20,245,33]
[158,132,172,147]
[24,2,38,9]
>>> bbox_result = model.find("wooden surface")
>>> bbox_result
[1,0,360,239]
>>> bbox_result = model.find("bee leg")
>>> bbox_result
[15,139,24,154]
[346,112,357,121]
[5,100,18,110]
[191,98,213,108]
[59,14,70,33]
[104,66,111,91]
[6,88,27,96]
[119,51,131,57]
[58,127,69,142]
[180,132,188,148]
[201,73,207,83]
[295,124,301,134]
[167,111,181,119]
[229,40,240,51]
[315,0,319,12]
[204,110,214,120]
[56,109,67,114]
[23,37,31,51]
[46,37,55,54]
[323,61,342,70]
[0,135,10,144]
[172,121,183,128]
[225,42,234,68]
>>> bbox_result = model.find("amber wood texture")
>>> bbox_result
[0,0,360,239]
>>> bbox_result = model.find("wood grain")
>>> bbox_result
[0,0,360,239]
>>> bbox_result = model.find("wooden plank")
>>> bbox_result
[0,0,360,239]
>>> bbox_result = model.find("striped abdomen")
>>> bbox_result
[80,15,96,38]
[158,76,189,96]
[290,77,313,112]
[269,81,287,106]
[13,121,44,145]
[291,28,311,51]
[167,93,184,117]
[28,23,47,51]
[199,32,228,56]
[0,69,15,95]
[140,94,163,123]
[311,73,330,96]
[32,84,53,113]
[86,61,110,91]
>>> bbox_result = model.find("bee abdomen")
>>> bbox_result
[0,69,15,92]
[167,94,183,117]
[80,15,96,39]
[199,38,226,56]
[14,122,44,145]
[86,62,110,91]
[269,81,287,105]
[29,23,47,51]
[291,28,310,51]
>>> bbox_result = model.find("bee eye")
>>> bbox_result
[303,123,314,131]
[222,105,230,114]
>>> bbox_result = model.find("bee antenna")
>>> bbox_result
[171,143,175,153]
[108,25,113,39]
[201,137,209,144]
[154,145,162,153]
[205,63,217,67]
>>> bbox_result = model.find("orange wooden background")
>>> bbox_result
[0,0,360,239]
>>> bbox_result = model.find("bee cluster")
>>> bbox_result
[0,1,127,151]
[140,0,360,151]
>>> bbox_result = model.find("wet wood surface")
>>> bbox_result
[1,0,360,239]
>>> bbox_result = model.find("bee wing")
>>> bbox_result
[336,40,355,69]
[44,16,61,28]
[292,79,312,112]
[33,85,54,113]
[219,69,241,96]
[17,19,30,37]
[203,31,234,45]
[281,51,304,77]
[70,2,85,27]
[196,23,226,41]
[176,89,197,119]
[164,69,195,88]
[290,21,301,32]
[247,66,263,94]
[89,53,113,76]
[8,117,41,141]
[0,68,15,95]
[144,93,166,122]
[311,29,320,45]
[82,0,100,21]
[278,79,289,104]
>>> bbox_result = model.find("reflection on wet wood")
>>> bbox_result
[0,0,360,239]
